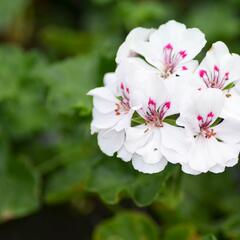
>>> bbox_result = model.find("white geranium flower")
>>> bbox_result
[194,41,240,90]
[124,75,188,174]
[191,41,240,122]
[88,59,141,157]
[117,20,206,80]
[177,88,240,175]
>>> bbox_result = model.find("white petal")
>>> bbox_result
[103,72,118,93]
[93,96,116,114]
[178,27,207,62]
[117,146,132,162]
[87,87,116,101]
[187,136,217,172]
[97,130,125,156]
[132,154,167,174]
[125,125,152,153]
[136,129,163,164]
[92,108,119,130]
[178,88,225,134]
[181,164,201,175]
[114,110,134,132]
[209,164,225,173]
[161,123,190,164]
[221,88,240,121]
[214,118,240,144]
[221,54,240,84]
[225,157,238,167]
[208,41,230,59]
[116,27,155,64]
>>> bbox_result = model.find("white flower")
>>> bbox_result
[193,41,240,90]
[88,60,140,157]
[88,20,240,176]
[124,75,188,174]
[117,20,206,80]
[177,88,240,175]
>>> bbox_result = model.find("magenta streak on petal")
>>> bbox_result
[197,112,216,138]
[162,43,187,77]
[115,82,130,115]
[142,98,171,127]
[199,66,229,89]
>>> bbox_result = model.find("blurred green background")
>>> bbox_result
[0,0,240,239]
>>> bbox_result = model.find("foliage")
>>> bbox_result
[0,0,239,239]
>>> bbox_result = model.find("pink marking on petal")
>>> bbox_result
[214,65,219,72]
[120,82,124,90]
[182,66,188,70]
[165,43,173,49]
[207,112,214,118]
[165,101,171,109]
[199,70,207,78]
[225,72,229,80]
[126,87,129,94]
[197,115,203,121]
[148,98,156,106]
[179,50,187,58]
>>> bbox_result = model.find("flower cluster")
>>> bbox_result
[88,20,240,175]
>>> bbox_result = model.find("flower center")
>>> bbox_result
[142,98,171,127]
[161,43,187,78]
[197,112,216,138]
[115,82,130,115]
[199,65,229,89]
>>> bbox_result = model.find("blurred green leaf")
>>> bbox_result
[93,211,160,240]
[0,142,40,222]
[40,26,96,57]
[0,0,30,30]
[188,3,239,41]
[222,213,240,239]
[116,1,170,30]
[202,235,217,240]
[164,224,199,240]
[44,137,100,203]
[38,54,101,115]
[0,46,28,101]
[87,157,178,206]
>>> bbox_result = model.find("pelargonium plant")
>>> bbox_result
[88,20,240,175]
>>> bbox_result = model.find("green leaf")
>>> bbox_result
[188,3,239,41]
[45,142,178,206]
[222,214,240,239]
[39,54,101,115]
[44,136,100,203]
[0,0,30,30]
[40,26,96,57]
[0,46,28,101]
[0,48,49,137]
[93,211,160,240]
[0,142,40,222]
[87,156,179,206]
[164,224,199,240]
[116,1,170,30]
[202,235,218,240]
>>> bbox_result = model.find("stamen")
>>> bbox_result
[143,99,171,127]
[197,112,216,138]
[115,82,131,116]
[199,66,230,89]
[161,43,187,78]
